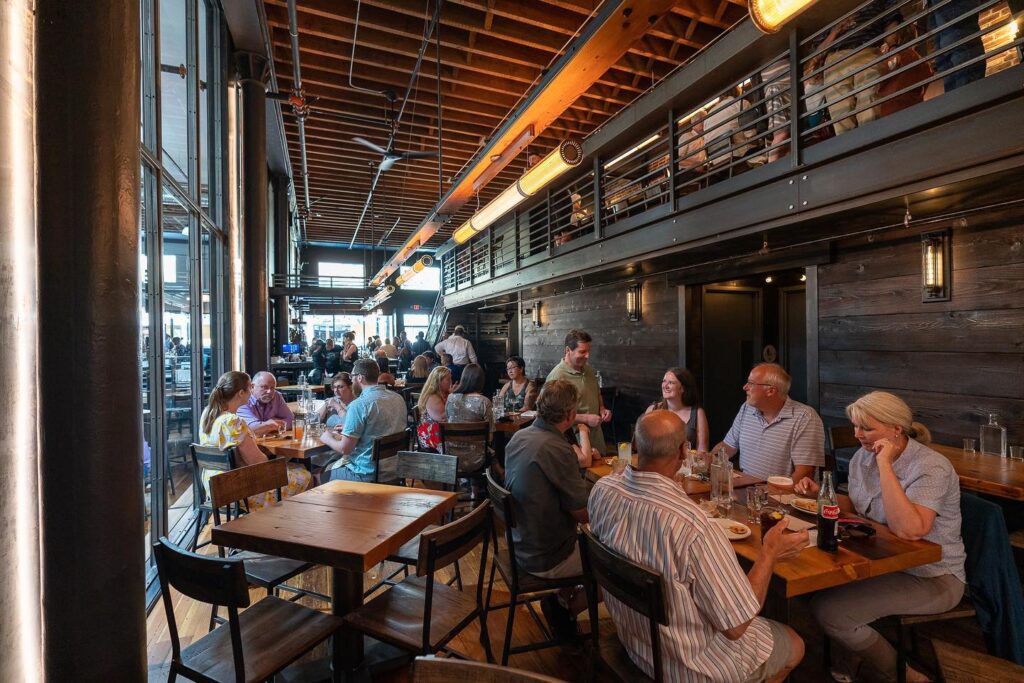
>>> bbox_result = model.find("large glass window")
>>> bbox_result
[397,265,441,290]
[403,312,430,339]
[317,261,365,287]
[159,0,190,189]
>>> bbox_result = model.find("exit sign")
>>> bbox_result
[411,304,421,310]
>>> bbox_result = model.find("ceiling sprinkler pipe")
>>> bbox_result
[287,0,311,212]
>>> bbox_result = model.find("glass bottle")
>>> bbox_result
[979,413,1007,458]
[817,471,839,552]
[595,371,604,388]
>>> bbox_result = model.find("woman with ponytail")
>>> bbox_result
[795,391,965,682]
[199,371,312,509]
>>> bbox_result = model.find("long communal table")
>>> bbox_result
[931,442,1024,501]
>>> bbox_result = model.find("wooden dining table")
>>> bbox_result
[257,430,331,471]
[492,413,536,467]
[211,480,458,681]
[585,456,764,495]
[931,442,1024,500]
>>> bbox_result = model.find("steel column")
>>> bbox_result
[273,175,291,351]
[35,0,145,678]
[237,52,271,375]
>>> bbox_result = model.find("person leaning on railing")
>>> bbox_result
[795,391,966,683]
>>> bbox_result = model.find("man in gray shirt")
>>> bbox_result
[504,379,589,637]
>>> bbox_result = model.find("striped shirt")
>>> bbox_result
[589,467,773,682]
[723,397,825,479]
[434,335,478,365]
[849,438,966,582]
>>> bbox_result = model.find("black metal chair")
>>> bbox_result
[440,420,491,507]
[189,443,237,551]
[827,424,858,493]
[580,526,668,682]
[153,536,342,683]
[483,468,586,665]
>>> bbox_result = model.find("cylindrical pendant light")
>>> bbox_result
[749,0,819,33]
[395,255,434,287]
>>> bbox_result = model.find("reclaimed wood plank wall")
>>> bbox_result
[817,207,1024,448]
[520,277,679,446]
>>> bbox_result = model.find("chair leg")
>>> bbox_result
[208,604,218,633]
[478,607,495,664]
[501,594,517,666]
[484,553,497,609]
[453,558,463,590]
[896,622,908,683]
[823,635,831,671]
[191,509,208,552]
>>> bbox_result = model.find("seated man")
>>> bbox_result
[504,379,590,636]
[590,410,807,682]
[236,371,293,436]
[713,363,825,482]
[319,359,407,482]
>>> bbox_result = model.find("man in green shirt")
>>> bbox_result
[546,328,612,455]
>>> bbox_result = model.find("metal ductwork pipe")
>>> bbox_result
[287,0,311,214]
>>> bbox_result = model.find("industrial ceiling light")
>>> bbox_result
[626,283,642,322]
[453,139,583,245]
[604,134,661,171]
[361,285,395,311]
[395,254,433,287]
[921,230,951,302]
[749,0,820,33]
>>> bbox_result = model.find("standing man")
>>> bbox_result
[319,358,407,482]
[712,362,825,482]
[434,325,477,382]
[590,410,807,682]
[236,371,294,435]
[411,330,430,356]
[546,329,612,456]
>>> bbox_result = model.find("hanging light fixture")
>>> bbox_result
[361,285,395,311]
[921,230,951,302]
[749,0,820,33]
[395,254,433,287]
[626,283,642,322]
[531,301,542,327]
[453,139,583,245]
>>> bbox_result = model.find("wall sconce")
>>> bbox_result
[921,230,951,302]
[531,301,542,327]
[626,283,642,322]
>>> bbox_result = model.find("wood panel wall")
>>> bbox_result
[817,208,1024,448]
[520,277,679,442]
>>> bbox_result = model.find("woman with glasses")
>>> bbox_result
[795,391,965,683]
[199,371,312,509]
[318,372,355,429]
[496,355,538,413]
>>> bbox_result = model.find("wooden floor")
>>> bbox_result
[147,524,991,683]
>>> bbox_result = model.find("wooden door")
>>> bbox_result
[780,286,808,404]
[702,286,762,443]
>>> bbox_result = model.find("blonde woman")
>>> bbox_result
[199,371,312,509]
[416,366,452,451]
[405,355,430,385]
[795,391,965,683]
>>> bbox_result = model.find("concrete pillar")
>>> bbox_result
[35,0,145,678]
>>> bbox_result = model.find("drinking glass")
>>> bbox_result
[713,462,733,515]
[1010,445,1024,462]
[963,438,976,456]
[747,485,769,525]
[293,417,306,442]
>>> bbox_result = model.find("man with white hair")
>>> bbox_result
[589,410,807,682]
[236,371,293,435]
[712,362,825,482]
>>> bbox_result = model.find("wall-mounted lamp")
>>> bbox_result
[749,0,820,33]
[626,283,642,322]
[531,301,542,327]
[921,230,951,302]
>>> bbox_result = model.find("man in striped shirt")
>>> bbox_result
[590,410,807,682]
[713,363,825,482]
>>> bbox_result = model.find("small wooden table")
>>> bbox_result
[211,480,457,680]
[931,443,1024,500]
[278,383,326,394]
[257,431,331,471]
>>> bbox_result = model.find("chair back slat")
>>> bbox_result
[440,421,491,476]
[189,444,237,508]
[580,527,667,625]
[396,451,458,488]
[417,500,492,576]
[374,429,411,483]
[209,458,287,510]
[153,537,250,608]
[440,420,490,444]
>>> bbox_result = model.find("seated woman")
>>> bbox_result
[496,355,538,413]
[416,366,452,451]
[405,354,430,386]
[645,367,709,452]
[318,372,354,430]
[796,391,965,683]
[199,371,312,509]
[444,363,493,474]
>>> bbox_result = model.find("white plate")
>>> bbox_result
[791,497,818,514]
[519,410,537,418]
[712,518,751,540]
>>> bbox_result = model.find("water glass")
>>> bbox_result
[712,462,733,515]
[747,484,769,525]
[963,438,976,456]
[1010,445,1024,462]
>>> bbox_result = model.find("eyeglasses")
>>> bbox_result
[744,381,775,389]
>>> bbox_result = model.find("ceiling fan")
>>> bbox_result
[352,136,438,173]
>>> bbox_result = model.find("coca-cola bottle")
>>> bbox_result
[817,471,839,552]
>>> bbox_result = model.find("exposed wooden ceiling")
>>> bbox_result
[264,0,749,249]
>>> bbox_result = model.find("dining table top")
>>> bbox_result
[210,480,458,572]
[585,456,764,495]
[931,442,1024,501]
[494,413,536,433]
[257,430,331,460]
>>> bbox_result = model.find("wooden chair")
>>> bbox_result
[580,526,668,682]
[208,459,329,629]
[373,429,412,483]
[342,500,495,662]
[366,451,462,596]
[153,537,342,683]
[933,639,1024,682]
[189,443,237,551]
[483,468,585,665]
[827,425,858,493]
[413,655,568,682]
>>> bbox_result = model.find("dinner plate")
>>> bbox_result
[712,518,751,540]
[791,497,818,514]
